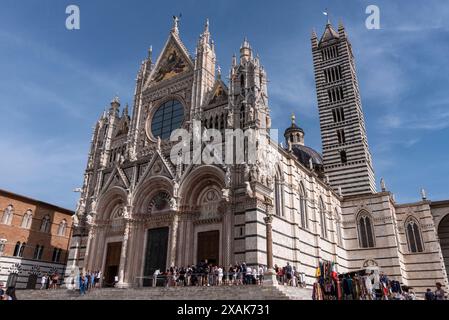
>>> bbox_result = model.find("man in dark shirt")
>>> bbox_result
[425,288,435,300]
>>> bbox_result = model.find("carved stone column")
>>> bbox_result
[263,196,277,286]
[220,201,232,268]
[82,216,95,273]
[116,218,131,288]
[168,212,180,267]
[83,224,97,272]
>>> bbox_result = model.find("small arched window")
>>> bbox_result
[58,219,67,236]
[21,210,33,229]
[299,182,308,229]
[33,245,44,260]
[319,197,327,238]
[274,169,284,217]
[2,205,14,225]
[406,218,424,253]
[52,248,62,262]
[357,211,375,248]
[40,215,51,233]
[19,242,26,257]
[13,241,21,257]
[335,209,342,246]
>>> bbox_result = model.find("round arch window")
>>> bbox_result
[151,100,184,140]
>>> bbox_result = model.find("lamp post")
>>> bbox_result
[263,195,277,286]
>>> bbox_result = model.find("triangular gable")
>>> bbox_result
[100,165,130,195]
[205,78,228,106]
[145,32,194,89]
[135,150,175,189]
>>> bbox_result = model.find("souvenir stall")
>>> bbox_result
[312,261,398,300]
[312,260,340,300]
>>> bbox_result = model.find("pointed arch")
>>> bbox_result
[40,215,51,233]
[357,210,375,248]
[96,186,127,221]
[335,208,342,246]
[298,181,308,228]
[274,166,284,217]
[318,197,327,238]
[2,205,14,225]
[21,210,33,229]
[58,219,67,236]
[405,217,424,253]
[133,176,174,214]
[178,165,225,208]
[13,242,21,257]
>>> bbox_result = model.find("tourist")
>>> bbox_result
[236,264,243,285]
[40,274,47,290]
[51,273,59,290]
[79,274,86,295]
[245,265,252,285]
[435,282,446,300]
[425,288,435,300]
[252,265,258,285]
[153,269,160,287]
[86,272,91,290]
[258,265,264,285]
[217,266,223,286]
[90,271,96,290]
[277,266,284,285]
[95,270,102,288]
[45,273,50,289]
[285,262,293,286]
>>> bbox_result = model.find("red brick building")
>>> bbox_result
[0,189,73,289]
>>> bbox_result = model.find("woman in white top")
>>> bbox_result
[41,275,47,290]
[217,267,223,286]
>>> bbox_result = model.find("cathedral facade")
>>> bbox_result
[65,18,449,295]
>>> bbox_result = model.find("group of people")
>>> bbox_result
[78,271,101,295]
[152,261,269,287]
[40,272,60,290]
[274,262,306,287]
[150,260,308,288]
[0,282,17,301]
[425,282,446,300]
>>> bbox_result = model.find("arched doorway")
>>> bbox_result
[438,214,449,277]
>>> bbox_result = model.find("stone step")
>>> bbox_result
[17,286,312,300]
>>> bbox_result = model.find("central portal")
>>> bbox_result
[143,227,169,287]
[197,230,220,265]
[103,242,122,287]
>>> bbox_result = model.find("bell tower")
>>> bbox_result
[312,21,376,195]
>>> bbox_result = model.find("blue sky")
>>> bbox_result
[0,0,448,209]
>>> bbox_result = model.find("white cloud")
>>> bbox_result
[380,109,449,131]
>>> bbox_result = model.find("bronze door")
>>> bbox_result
[197,230,219,265]
[103,242,122,287]
[143,227,169,287]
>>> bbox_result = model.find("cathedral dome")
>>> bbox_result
[291,144,323,167]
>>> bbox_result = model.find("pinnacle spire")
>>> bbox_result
[148,45,153,61]
[204,18,209,33]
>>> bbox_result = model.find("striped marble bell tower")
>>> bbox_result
[311,20,376,196]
